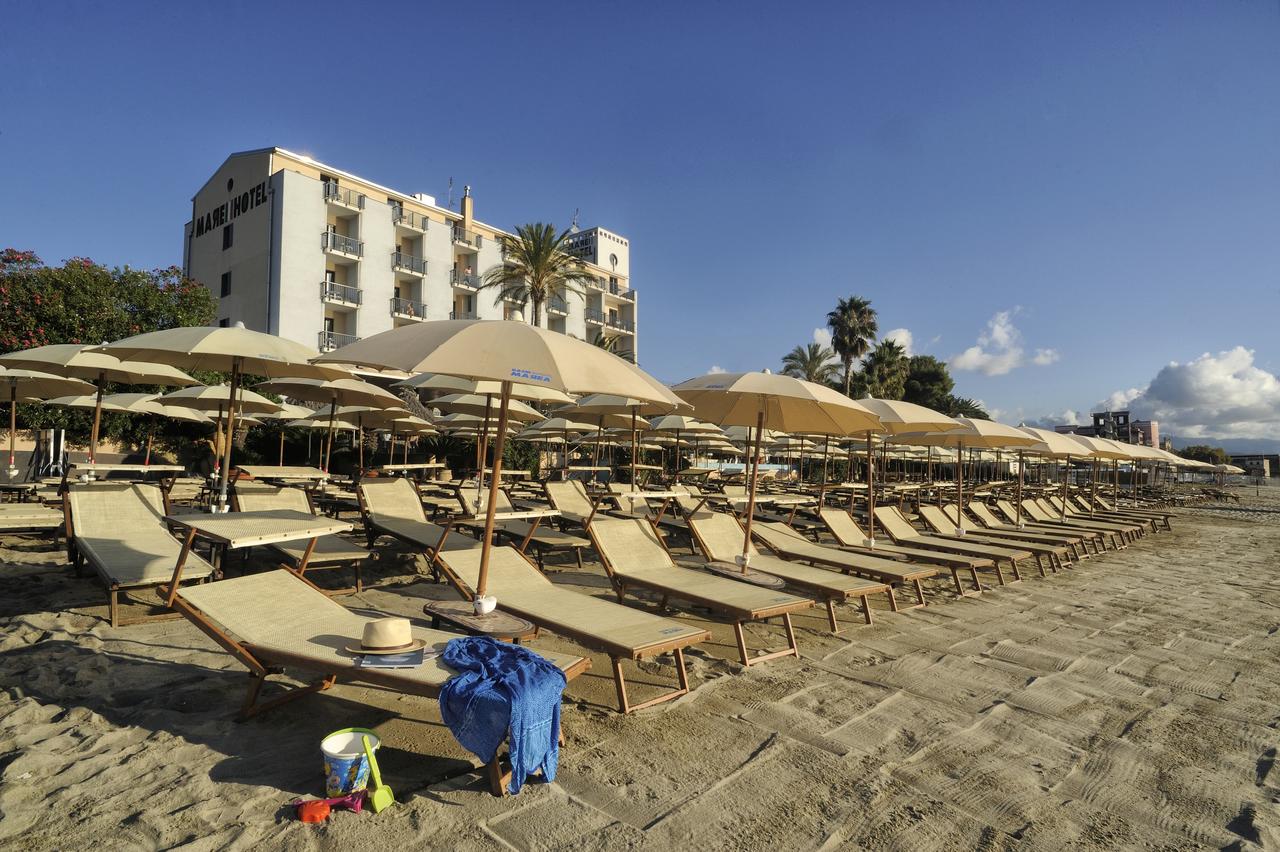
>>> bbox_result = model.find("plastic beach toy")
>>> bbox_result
[321,728,380,797]
[363,734,395,813]
[294,791,366,823]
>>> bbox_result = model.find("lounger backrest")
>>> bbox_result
[436,545,550,595]
[459,484,514,516]
[589,517,675,578]
[605,483,648,518]
[752,522,812,553]
[544,481,595,519]
[235,485,313,515]
[68,483,167,539]
[818,508,867,546]
[970,502,1003,527]
[918,505,960,535]
[358,478,428,523]
[993,500,1021,522]
[1021,500,1053,521]
[942,504,962,525]
[1094,496,1116,510]
[872,506,920,541]
[687,511,756,561]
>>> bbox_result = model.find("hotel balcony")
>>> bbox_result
[607,282,636,301]
[390,296,427,321]
[547,296,569,316]
[322,231,363,259]
[586,277,607,291]
[392,207,428,232]
[391,251,427,277]
[318,330,360,352]
[608,316,636,333]
[450,269,480,290]
[452,226,482,251]
[319,280,362,307]
[449,310,477,320]
[584,308,605,325]
[323,183,365,211]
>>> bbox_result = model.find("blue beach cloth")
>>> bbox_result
[439,636,567,794]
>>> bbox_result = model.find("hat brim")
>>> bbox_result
[344,637,429,656]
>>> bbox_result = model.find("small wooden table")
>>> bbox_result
[237,465,329,482]
[696,561,787,590]
[422,600,537,643]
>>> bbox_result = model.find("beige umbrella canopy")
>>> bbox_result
[0,343,199,464]
[315,319,682,600]
[431,393,545,422]
[394,372,575,404]
[672,371,882,566]
[98,324,347,507]
[555,394,685,486]
[255,376,407,472]
[158,384,282,415]
[0,368,96,475]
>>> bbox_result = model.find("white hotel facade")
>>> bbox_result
[182,148,638,357]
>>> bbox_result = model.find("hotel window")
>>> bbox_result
[220,272,231,297]
[218,318,230,328]
[222,224,233,250]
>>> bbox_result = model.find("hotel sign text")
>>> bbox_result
[194,179,270,238]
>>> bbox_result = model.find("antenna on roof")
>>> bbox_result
[569,208,580,233]
[446,177,454,210]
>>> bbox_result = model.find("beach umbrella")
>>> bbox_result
[1019,427,1098,522]
[45,391,213,467]
[649,416,725,482]
[256,376,405,473]
[521,417,601,474]
[0,368,95,476]
[893,419,1038,532]
[554,394,685,489]
[672,371,882,567]
[1059,434,1132,510]
[432,391,546,480]
[314,319,682,600]
[0,343,198,464]
[394,372,575,404]
[158,384,283,465]
[98,324,345,508]
[370,413,436,466]
[254,403,319,465]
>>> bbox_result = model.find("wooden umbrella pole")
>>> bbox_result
[865,430,875,543]
[476,395,492,472]
[357,414,364,475]
[629,408,638,489]
[7,385,16,471]
[817,436,830,507]
[955,440,964,532]
[1016,449,1024,526]
[278,426,285,466]
[144,419,155,467]
[740,408,766,570]
[322,399,337,473]
[217,358,242,510]
[1060,454,1070,520]
[673,428,681,484]
[475,382,512,599]
[387,429,396,466]
[403,434,409,465]
[87,371,107,464]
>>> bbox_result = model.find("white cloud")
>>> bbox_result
[1032,348,1060,366]
[812,328,832,349]
[1096,387,1142,412]
[950,308,1058,376]
[1126,347,1280,439]
[1021,408,1082,429]
[881,328,914,356]
[708,364,726,374]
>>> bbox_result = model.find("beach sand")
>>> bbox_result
[2,489,1279,850]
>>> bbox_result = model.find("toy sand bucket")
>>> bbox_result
[321,728,380,797]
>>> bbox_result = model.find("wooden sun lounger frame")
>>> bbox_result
[232,485,370,594]
[873,506,1031,590]
[165,567,589,796]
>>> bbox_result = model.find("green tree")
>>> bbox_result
[944,395,990,419]
[780,342,839,384]
[1177,444,1229,465]
[902,355,955,411]
[860,339,910,400]
[591,330,634,363]
[480,223,595,327]
[826,296,878,396]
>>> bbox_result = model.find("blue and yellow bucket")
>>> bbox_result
[321,728,380,797]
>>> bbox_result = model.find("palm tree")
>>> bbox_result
[592,330,634,363]
[780,343,839,384]
[480,223,595,327]
[944,395,990,419]
[826,296,878,396]
[861,339,910,399]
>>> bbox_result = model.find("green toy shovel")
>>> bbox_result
[362,735,395,813]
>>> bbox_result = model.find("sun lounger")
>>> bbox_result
[991,500,1109,553]
[233,484,372,593]
[0,502,63,537]
[872,506,1033,588]
[431,544,711,713]
[1044,496,1147,538]
[917,504,1066,575]
[1090,495,1174,530]
[451,484,591,570]
[1027,499,1134,547]
[815,508,992,595]
[1069,497,1166,532]
[959,502,1092,560]
[357,478,481,571]
[750,521,935,607]
[171,568,589,795]
[65,483,215,627]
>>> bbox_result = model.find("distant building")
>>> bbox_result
[1227,454,1277,478]
[182,148,639,358]
[1053,410,1159,447]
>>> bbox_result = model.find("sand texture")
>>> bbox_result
[1,488,1279,850]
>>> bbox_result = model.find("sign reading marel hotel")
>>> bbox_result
[193,179,270,238]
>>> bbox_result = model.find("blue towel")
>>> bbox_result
[439,636,567,794]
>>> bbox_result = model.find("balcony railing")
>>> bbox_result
[323,183,365,210]
[322,231,363,257]
[391,251,427,275]
[320,280,362,305]
[607,316,635,333]
[450,269,480,289]
[547,296,569,315]
[587,278,606,290]
[608,282,635,301]
[392,207,427,230]
[584,308,604,324]
[622,289,636,301]
[452,227,482,249]
[449,310,477,320]
[390,296,427,319]
[318,330,359,351]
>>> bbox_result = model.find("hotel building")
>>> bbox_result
[182,148,638,358]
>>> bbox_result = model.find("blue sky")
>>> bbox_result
[3,2,1278,438]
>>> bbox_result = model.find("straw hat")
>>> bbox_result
[346,617,427,655]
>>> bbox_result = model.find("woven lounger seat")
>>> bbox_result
[1022,500,1131,548]
[174,568,588,795]
[358,478,480,557]
[433,544,710,714]
[67,483,214,627]
[960,503,1093,561]
[1044,497,1146,537]
[917,505,1067,577]
[233,485,371,593]
[453,486,591,569]
[873,506,1032,590]
[991,501,1110,553]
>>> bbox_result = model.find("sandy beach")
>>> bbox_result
[2,489,1279,850]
